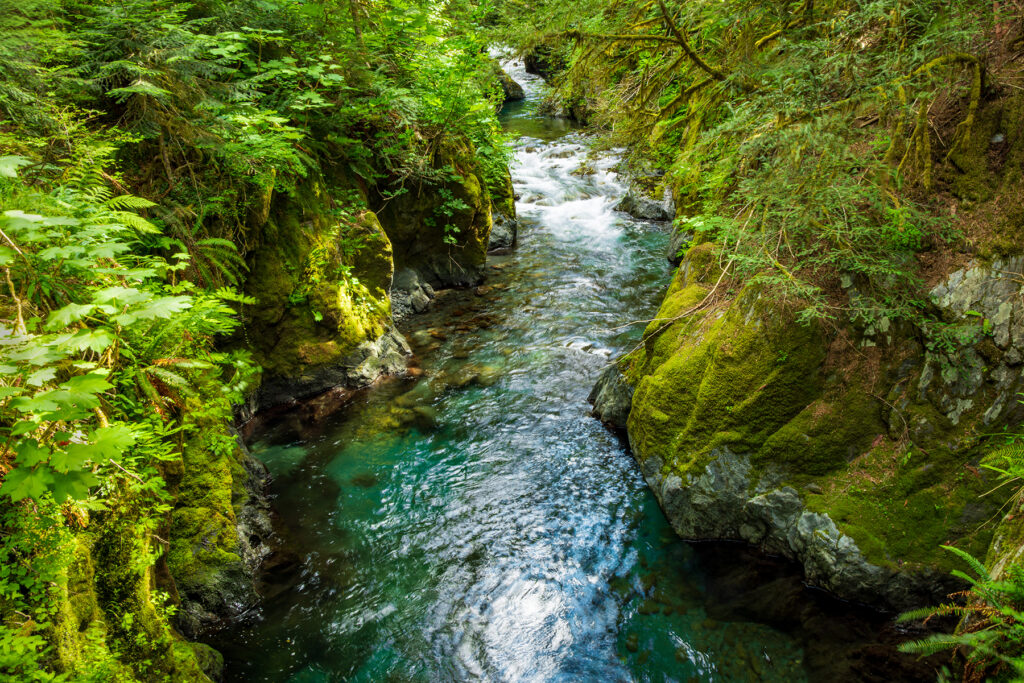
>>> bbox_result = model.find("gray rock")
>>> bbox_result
[489,211,518,252]
[255,327,411,410]
[391,268,437,321]
[633,447,962,611]
[667,229,690,265]
[918,258,1024,428]
[615,186,674,221]
[588,364,634,429]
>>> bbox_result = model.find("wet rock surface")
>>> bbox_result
[615,184,674,221]
[390,268,436,321]
[638,449,962,612]
[588,363,633,429]
[255,327,412,410]
[488,210,518,251]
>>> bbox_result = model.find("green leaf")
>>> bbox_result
[61,372,112,397]
[89,424,137,462]
[122,295,192,322]
[65,328,115,354]
[91,286,149,306]
[0,466,54,501]
[13,439,49,467]
[53,444,91,473]
[0,156,30,179]
[26,368,57,387]
[47,303,95,329]
[11,420,37,436]
[50,470,98,503]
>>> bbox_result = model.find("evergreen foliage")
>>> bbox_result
[493,0,1000,329]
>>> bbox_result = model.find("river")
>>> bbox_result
[208,60,933,683]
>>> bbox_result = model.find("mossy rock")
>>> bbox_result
[374,138,493,287]
[166,395,267,635]
[624,243,1012,608]
[629,281,825,479]
[243,188,396,397]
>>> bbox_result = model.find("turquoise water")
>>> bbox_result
[209,62,934,682]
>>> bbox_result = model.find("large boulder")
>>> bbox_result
[244,192,409,410]
[623,243,1022,611]
[374,139,493,288]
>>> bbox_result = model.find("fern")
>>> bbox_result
[945,545,992,583]
[900,635,975,657]
[900,546,1024,680]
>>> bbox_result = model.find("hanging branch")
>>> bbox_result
[754,0,813,50]
[655,0,728,81]
[564,30,680,45]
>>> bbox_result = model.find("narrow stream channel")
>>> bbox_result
[209,62,934,683]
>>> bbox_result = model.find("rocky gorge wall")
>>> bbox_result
[592,95,1024,611]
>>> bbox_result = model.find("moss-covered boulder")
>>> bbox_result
[620,243,1023,610]
[43,512,217,681]
[245,191,409,408]
[374,139,494,288]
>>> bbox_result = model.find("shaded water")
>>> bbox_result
[209,61,935,682]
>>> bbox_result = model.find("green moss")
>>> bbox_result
[89,505,212,681]
[805,442,995,571]
[374,137,492,285]
[943,92,1024,257]
[49,537,102,671]
[167,396,248,604]
[488,166,516,219]
[628,281,824,479]
[755,387,883,477]
[244,193,395,380]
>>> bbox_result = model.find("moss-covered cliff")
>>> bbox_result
[594,86,1024,610]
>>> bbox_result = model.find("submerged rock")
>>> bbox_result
[588,363,634,430]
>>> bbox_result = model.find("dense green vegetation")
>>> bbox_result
[2,0,1023,678]
[496,0,1017,334]
[0,0,508,678]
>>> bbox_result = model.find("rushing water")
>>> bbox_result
[210,60,935,682]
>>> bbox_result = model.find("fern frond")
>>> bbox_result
[105,194,157,211]
[898,603,973,623]
[898,635,968,656]
[146,366,195,396]
[944,545,991,582]
[100,210,160,234]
